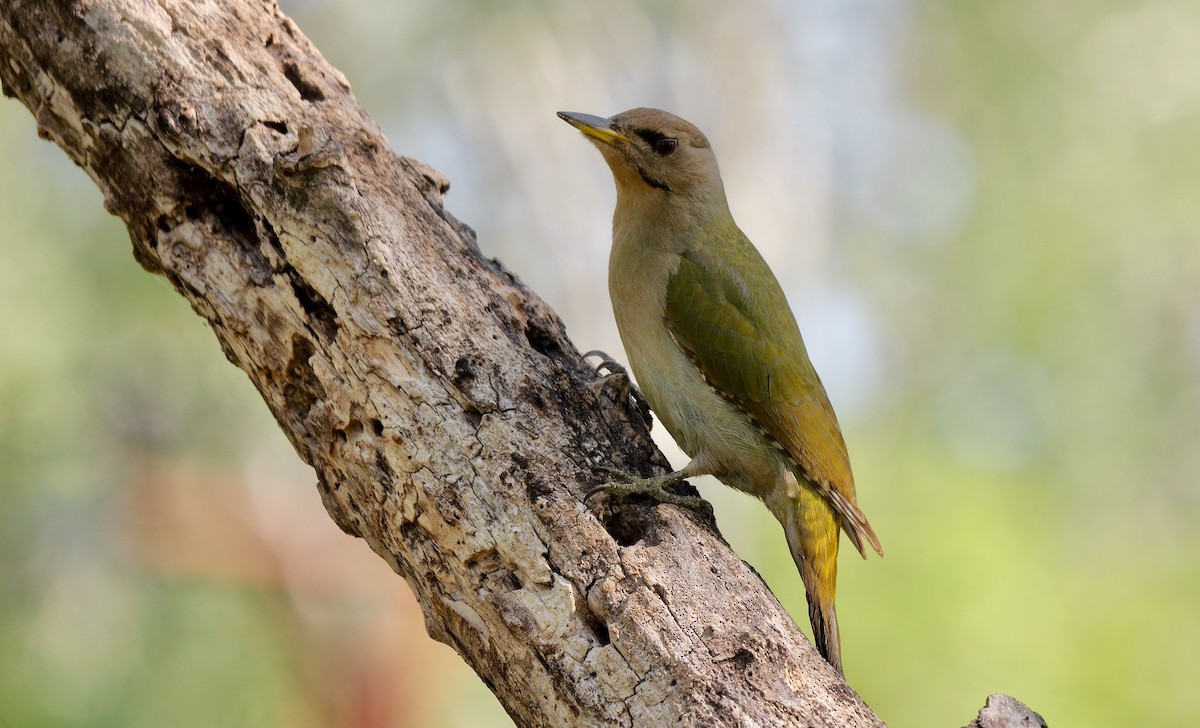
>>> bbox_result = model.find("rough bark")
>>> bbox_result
[0,1,897,725]
[964,694,1048,728]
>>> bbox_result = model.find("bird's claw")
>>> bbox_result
[584,350,629,378]
[585,468,712,515]
[585,351,652,426]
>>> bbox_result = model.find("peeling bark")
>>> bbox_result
[0,1,907,725]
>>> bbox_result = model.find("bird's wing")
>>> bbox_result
[665,242,882,557]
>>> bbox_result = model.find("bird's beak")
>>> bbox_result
[557,111,629,146]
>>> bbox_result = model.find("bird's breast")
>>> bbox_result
[607,239,781,497]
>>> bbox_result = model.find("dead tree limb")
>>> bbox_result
[0,1,889,724]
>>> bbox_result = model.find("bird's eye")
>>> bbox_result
[654,138,677,156]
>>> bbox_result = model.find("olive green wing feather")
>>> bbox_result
[665,240,882,557]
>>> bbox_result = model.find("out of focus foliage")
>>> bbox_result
[1,1,1197,726]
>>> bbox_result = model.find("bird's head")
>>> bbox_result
[558,108,725,206]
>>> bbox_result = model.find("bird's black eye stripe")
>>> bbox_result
[635,129,667,146]
[635,129,678,156]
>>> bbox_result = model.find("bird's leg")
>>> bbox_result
[584,350,652,423]
[585,466,711,514]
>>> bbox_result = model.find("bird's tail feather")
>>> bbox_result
[808,597,842,676]
[777,490,845,676]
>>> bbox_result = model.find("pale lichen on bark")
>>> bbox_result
[0,1,951,725]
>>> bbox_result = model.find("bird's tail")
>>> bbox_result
[808,593,842,676]
[775,486,844,676]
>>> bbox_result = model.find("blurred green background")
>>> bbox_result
[2,0,1198,725]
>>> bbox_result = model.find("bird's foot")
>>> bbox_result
[585,350,631,378]
[586,467,711,514]
[585,351,651,425]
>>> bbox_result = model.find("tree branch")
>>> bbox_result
[0,1,889,724]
